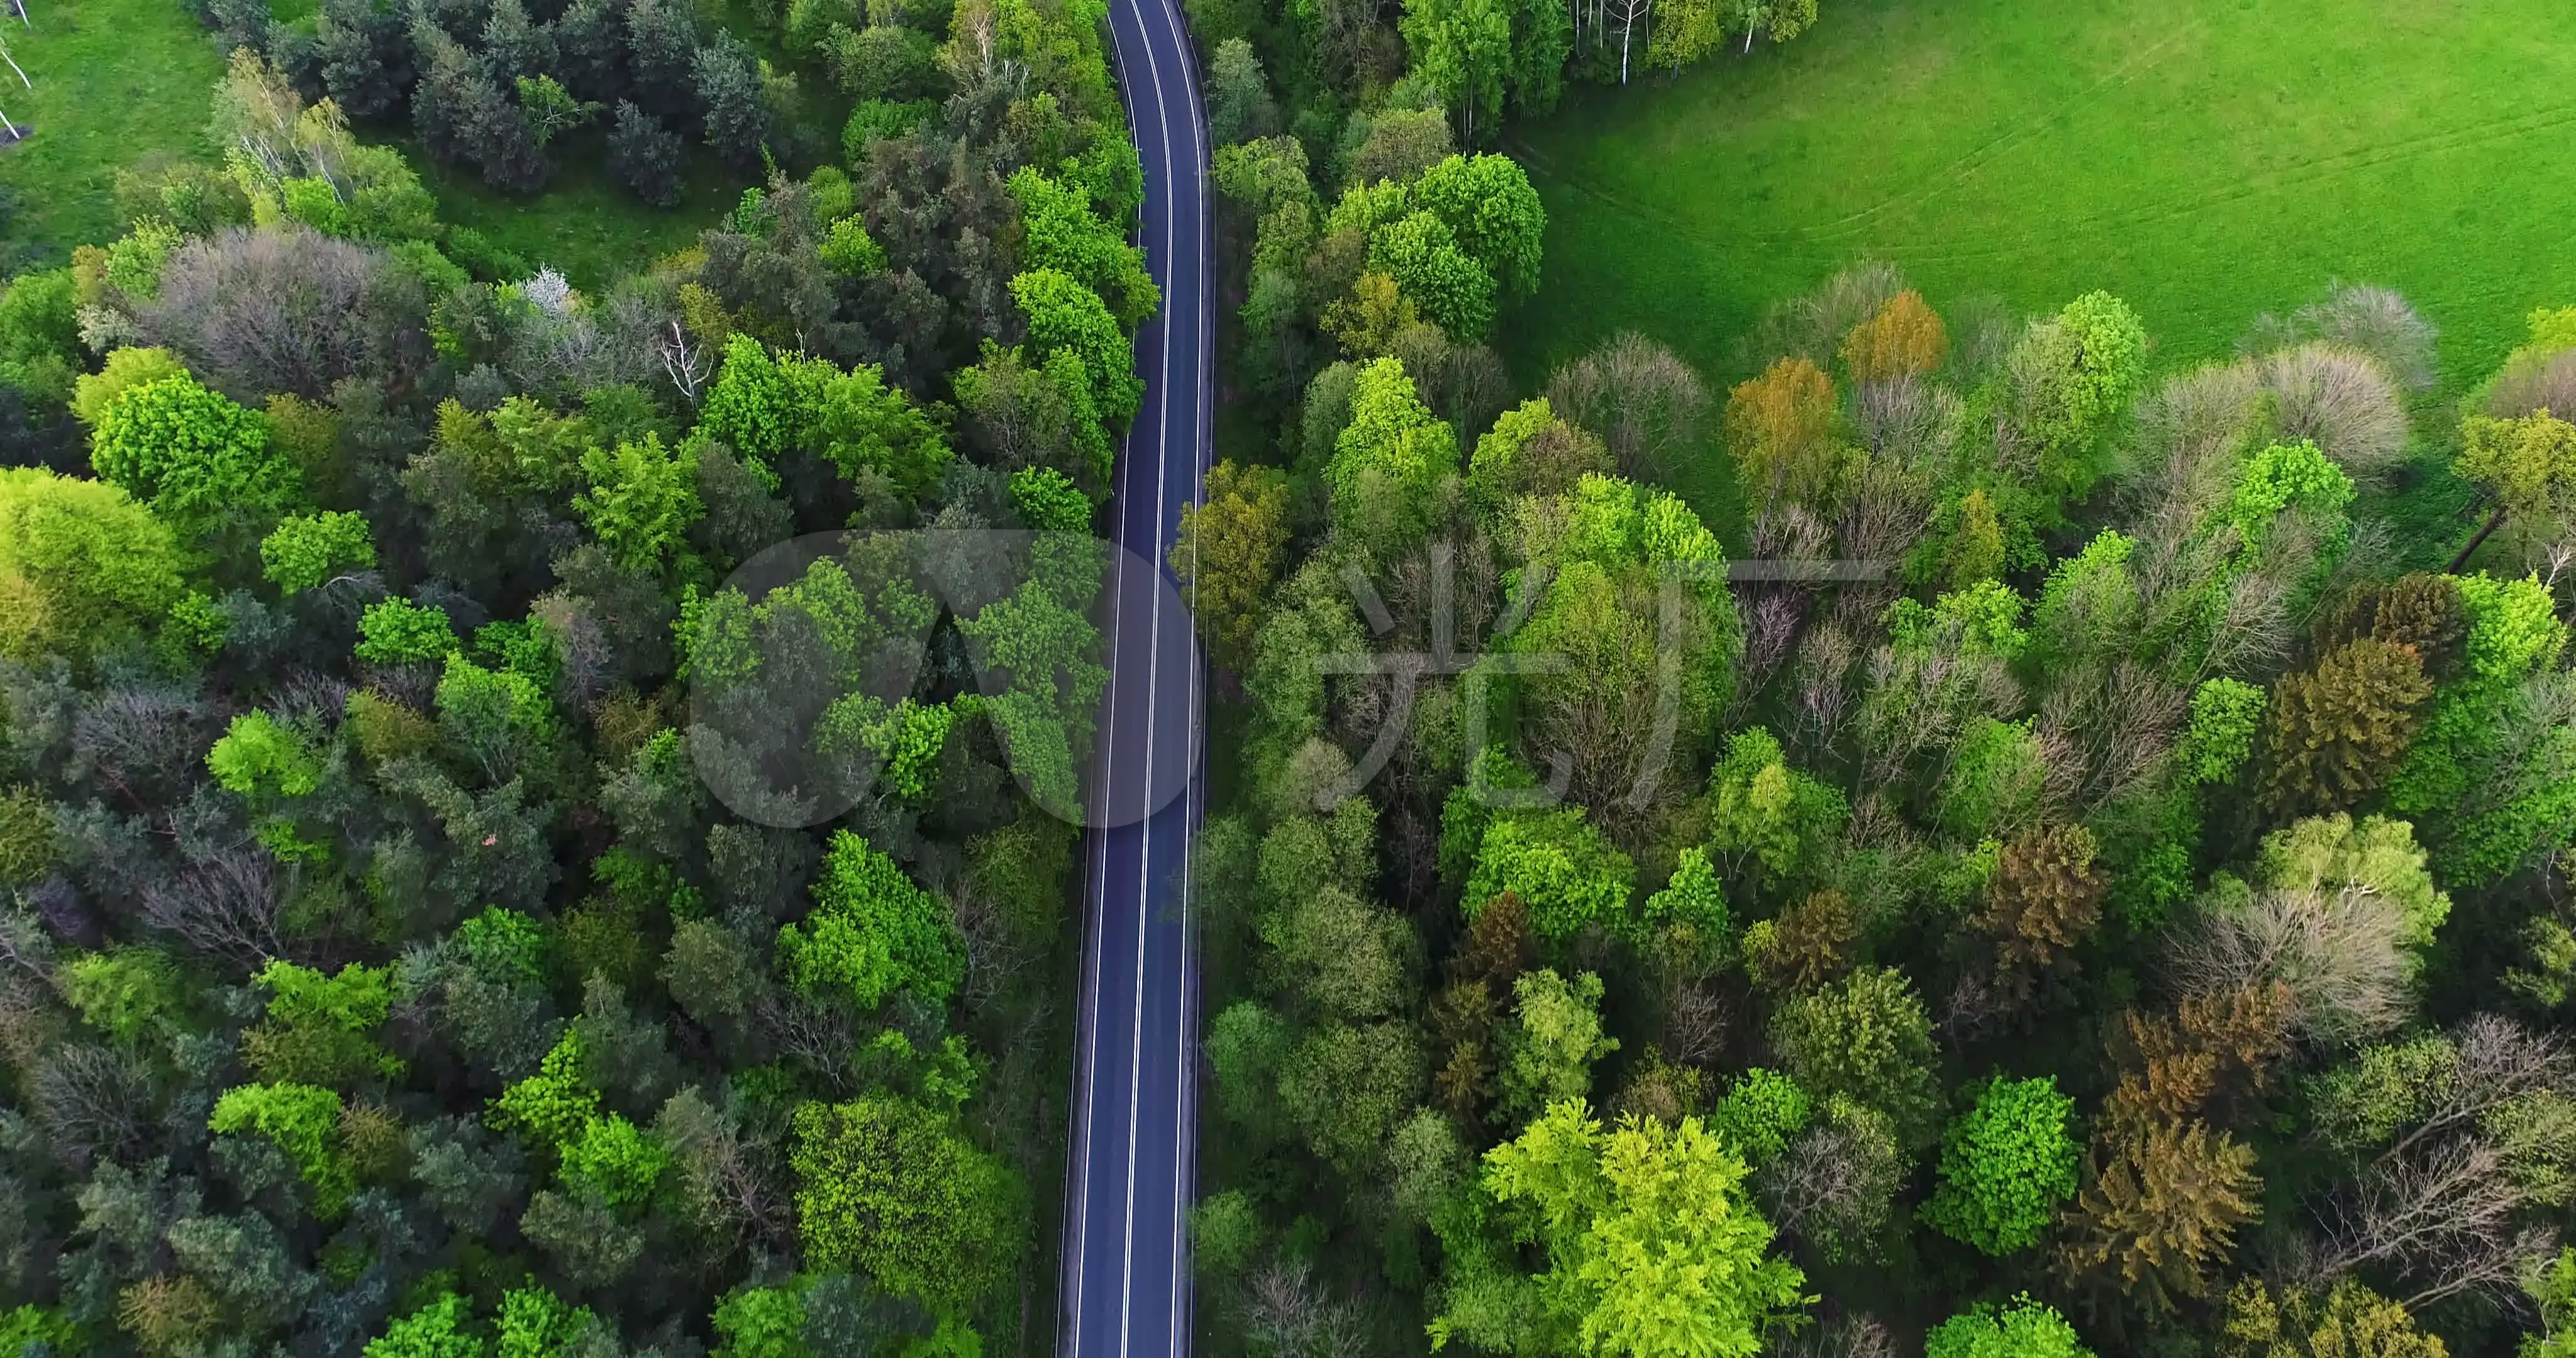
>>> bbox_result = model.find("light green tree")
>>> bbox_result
[777,830,963,1010]
[0,466,187,660]
[1925,1298,2091,1358]
[1008,167,1158,326]
[1497,968,1618,1125]
[1464,807,1635,941]
[365,1295,486,1358]
[1011,268,1143,424]
[575,434,703,573]
[1432,1098,1807,1358]
[1707,727,1848,891]
[1328,355,1460,553]
[91,370,302,536]
[260,511,376,595]
[1922,1075,2080,1255]
[790,1095,1026,1313]
[209,1081,357,1215]
[1399,0,1512,145]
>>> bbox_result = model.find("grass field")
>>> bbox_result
[411,140,745,290]
[1502,0,2576,411]
[0,0,778,285]
[0,0,226,266]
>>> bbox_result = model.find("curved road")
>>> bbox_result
[1060,0,1211,1350]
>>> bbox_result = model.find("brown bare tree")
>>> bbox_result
[1980,823,2109,1003]
[2168,886,2411,1049]
[1546,331,1711,483]
[139,228,431,402]
[2057,1120,2262,1312]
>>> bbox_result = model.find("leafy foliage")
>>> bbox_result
[1923,1076,2080,1254]
[789,1096,1026,1314]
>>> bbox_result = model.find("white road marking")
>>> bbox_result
[1119,6,1178,1351]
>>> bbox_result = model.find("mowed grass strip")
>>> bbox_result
[1502,0,2576,409]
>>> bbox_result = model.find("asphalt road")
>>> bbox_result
[1058,0,1211,1349]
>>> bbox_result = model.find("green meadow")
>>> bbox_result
[1502,0,2576,400]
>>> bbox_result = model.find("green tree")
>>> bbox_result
[701,334,797,468]
[804,358,955,495]
[819,214,888,275]
[2178,677,2267,786]
[1191,1192,1264,1278]
[1328,356,1460,553]
[1923,1076,2080,1255]
[1433,1098,1807,1358]
[1008,167,1158,326]
[70,346,186,425]
[956,578,1111,817]
[1497,968,1618,1124]
[0,467,187,660]
[2004,290,2148,500]
[710,1280,807,1358]
[1204,39,1280,144]
[954,341,1115,493]
[492,1030,602,1145]
[2255,814,2448,951]
[209,1081,357,1215]
[574,434,703,573]
[207,712,322,803]
[1707,727,1848,891]
[777,830,963,1010]
[1463,807,1636,942]
[58,946,185,1046]
[1204,1000,1294,1137]
[496,1286,597,1358]
[1938,717,2047,841]
[1011,268,1143,424]
[0,268,82,406]
[1368,211,1497,338]
[791,1095,1026,1313]
[1706,1068,1809,1166]
[2385,571,2570,880]
[91,370,301,535]
[1399,0,1513,145]
[1925,1298,2091,1358]
[1767,966,1940,1147]
[365,1295,486,1358]
[2229,438,2357,558]
[557,1113,672,1207]
[1009,466,1092,534]
[1641,847,1731,938]
[1278,1020,1425,1173]
[1504,0,1570,113]
[242,959,402,1086]
[259,511,376,595]
[357,597,461,664]
[2455,409,2576,555]
[516,74,602,146]
[1411,153,1548,300]
[1171,460,1291,671]
[436,650,555,780]
[2523,1247,2576,1358]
